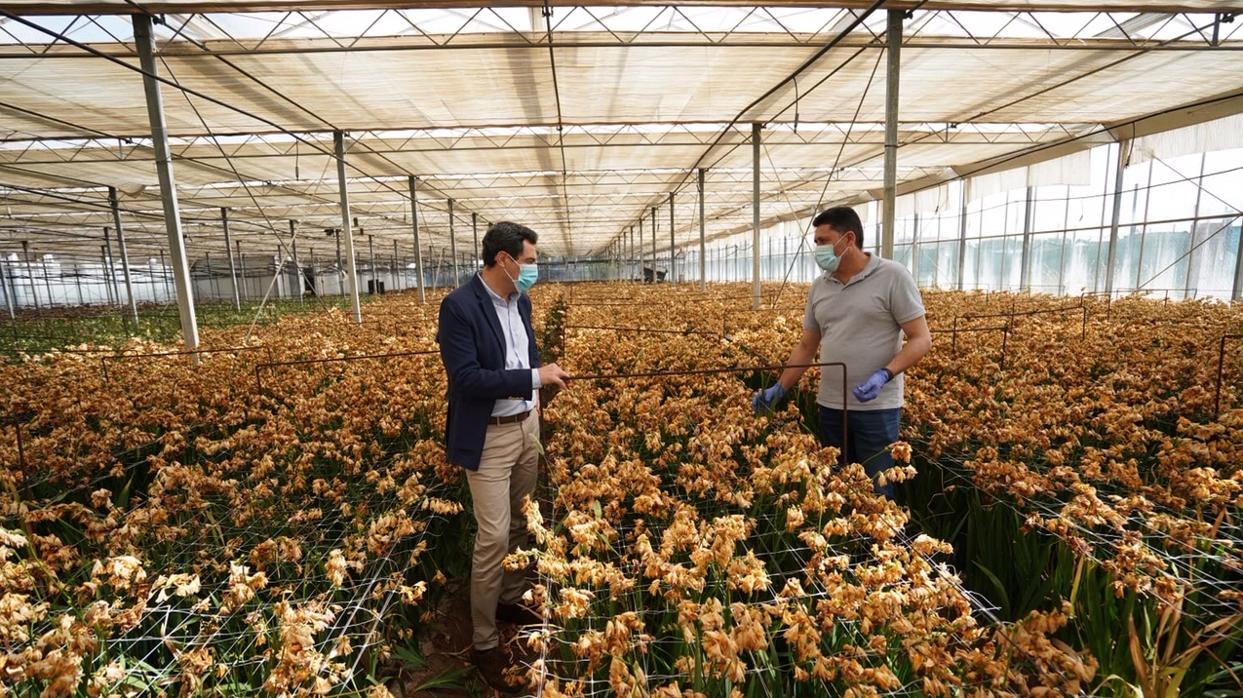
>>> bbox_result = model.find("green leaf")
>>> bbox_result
[414,666,474,692]
[391,643,428,671]
[972,560,1011,616]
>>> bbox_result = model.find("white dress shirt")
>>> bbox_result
[479,273,541,417]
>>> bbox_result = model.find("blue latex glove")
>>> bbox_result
[852,369,892,403]
[751,383,786,413]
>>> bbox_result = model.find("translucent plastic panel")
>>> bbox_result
[1031,185,1068,234]
[1186,219,1241,300]
[892,244,912,270]
[1027,232,1066,294]
[969,235,1023,291]
[895,216,916,245]
[1063,227,1107,295]
[915,240,958,289]
[1119,161,1151,227]
[1111,226,1142,292]
[1200,149,1243,217]
[977,191,1009,238]
[1146,155,1205,223]
[1135,223,1191,295]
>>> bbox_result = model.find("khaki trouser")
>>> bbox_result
[464,409,540,650]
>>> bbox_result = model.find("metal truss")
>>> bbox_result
[1,5,1240,261]
[1,7,1238,56]
[0,120,1093,154]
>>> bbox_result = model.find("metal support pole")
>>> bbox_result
[1183,153,1208,298]
[207,252,219,301]
[332,130,362,323]
[650,206,657,284]
[367,234,375,294]
[639,216,645,283]
[1020,186,1034,293]
[234,242,245,303]
[1057,187,1070,296]
[135,14,199,355]
[408,177,426,303]
[159,248,169,301]
[272,247,284,299]
[73,263,84,306]
[472,212,479,275]
[102,228,118,305]
[21,241,39,309]
[41,254,53,307]
[1233,219,1243,301]
[668,192,676,284]
[222,208,241,310]
[628,226,634,281]
[752,122,762,309]
[882,9,903,260]
[698,168,707,290]
[391,239,399,291]
[911,213,921,282]
[290,220,303,305]
[956,180,969,290]
[100,245,113,306]
[354,218,364,292]
[1104,139,1129,297]
[449,198,459,287]
[429,245,439,291]
[1133,161,1155,291]
[108,186,139,325]
[334,230,343,295]
[0,255,14,318]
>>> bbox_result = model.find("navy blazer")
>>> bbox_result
[436,274,541,470]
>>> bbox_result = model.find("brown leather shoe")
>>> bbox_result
[470,646,519,694]
[497,601,542,627]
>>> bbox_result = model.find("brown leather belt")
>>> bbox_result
[488,409,532,426]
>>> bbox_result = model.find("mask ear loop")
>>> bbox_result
[500,252,521,288]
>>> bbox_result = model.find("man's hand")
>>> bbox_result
[751,383,786,413]
[538,363,570,390]
[852,369,892,402]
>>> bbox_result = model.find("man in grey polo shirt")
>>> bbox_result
[752,206,931,498]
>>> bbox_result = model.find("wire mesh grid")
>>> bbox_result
[516,369,1011,697]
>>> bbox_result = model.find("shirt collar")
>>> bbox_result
[478,272,517,304]
[827,252,881,286]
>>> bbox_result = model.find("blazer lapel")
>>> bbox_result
[472,276,506,356]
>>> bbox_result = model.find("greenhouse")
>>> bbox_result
[0,1,1241,696]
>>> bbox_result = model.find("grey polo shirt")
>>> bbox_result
[803,253,925,411]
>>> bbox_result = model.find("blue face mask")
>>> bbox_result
[504,254,539,293]
[814,238,847,273]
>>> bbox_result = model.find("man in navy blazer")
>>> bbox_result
[436,221,568,692]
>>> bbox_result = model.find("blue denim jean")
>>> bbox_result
[818,406,901,499]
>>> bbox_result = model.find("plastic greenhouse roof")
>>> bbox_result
[0,4,1241,261]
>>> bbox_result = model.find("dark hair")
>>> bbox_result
[481,221,538,267]
[812,207,864,248]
